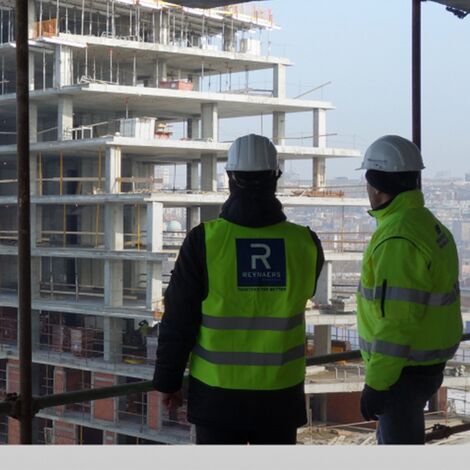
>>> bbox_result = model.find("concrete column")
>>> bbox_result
[160,12,170,45]
[104,260,123,307]
[312,260,333,422]
[314,260,332,306]
[30,256,41,300]
[57,96,73,141]
[273,111,286,190]
[104,205,123,251]
[31,310,41,352]
[272,111,286,145]
[187,118,200,140]
[147,202,163,252]
[105,147,122,194]
[201,103,218,141]
[201,155,217,192]
[79,159,95,251]
[28,0,37,39]
[273,64,286,98]
[103,318,123,362]
[160,60,168,82]
[186,162,200,231]
[152,57,167,87]
[312,324,331,422]
[104,147,123,308]
[29,104,38,143]
[187,161,199,190]
[313,109,327,189]
[223,26,235,52]
[28,52,35,91]
[30,152,42,304]
[54,45,73,88]
[314,326,331,356]
[146,262,163,311]
[200,103,220,221]
[200,155,220,221]
[29,151,40,200]
[312,259,332,423]
[192,75,201,92]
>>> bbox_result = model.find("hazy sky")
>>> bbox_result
[240,0,470,179]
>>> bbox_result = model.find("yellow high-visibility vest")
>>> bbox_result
[190,218,318,390]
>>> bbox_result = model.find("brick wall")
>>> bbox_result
[147,391,160,430]
[6,359,20,444]
[92,372,117,422]
[54,420,77,445]
[53,367,65,416]
[6,359,20,394]
[7,418,20,444]
[326,392,375,430]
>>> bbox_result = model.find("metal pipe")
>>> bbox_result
[33,380,154,412]
[306,333,470,367]
[412,0,421,150]
[426,422,470,442]
[16,0,33,445]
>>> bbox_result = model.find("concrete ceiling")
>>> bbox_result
[430,0,470,13]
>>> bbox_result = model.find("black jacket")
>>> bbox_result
[153,187,324,430]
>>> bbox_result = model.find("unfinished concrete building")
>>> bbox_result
[1,0,468,445]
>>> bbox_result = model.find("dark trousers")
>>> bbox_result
[195,425,298,445]
[377,371,444,445]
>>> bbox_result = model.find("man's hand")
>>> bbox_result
[161,390,183,411]
[360,384,388,421]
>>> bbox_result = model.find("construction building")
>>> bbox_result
[1,0,469,445]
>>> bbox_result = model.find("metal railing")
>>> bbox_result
[1,332,470,444]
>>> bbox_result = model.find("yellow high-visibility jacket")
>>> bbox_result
[357,190,462,391]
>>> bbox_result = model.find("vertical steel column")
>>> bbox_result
[412,0,422,191]
[412,0,421,150]
[16,0,33,444]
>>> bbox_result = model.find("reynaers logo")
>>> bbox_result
[236,239,286,287]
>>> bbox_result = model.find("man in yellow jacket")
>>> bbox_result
[356,135,462,444]
[153,134,324,444]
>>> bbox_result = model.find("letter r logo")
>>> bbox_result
[236,239,286,288]
[250,243,272,270]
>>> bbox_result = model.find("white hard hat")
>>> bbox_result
[226,134,278,172]
[358,135,425,172]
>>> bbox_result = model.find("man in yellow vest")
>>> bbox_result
[356,135,463,444]
[153,134,324,444]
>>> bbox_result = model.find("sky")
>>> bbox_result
[229,0,470,179]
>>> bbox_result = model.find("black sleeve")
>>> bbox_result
[308,228,325,297]
[152,223,207,393]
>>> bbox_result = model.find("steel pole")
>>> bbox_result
[412,0,422,184]
[412,0,421,149]
[16,0,33,444]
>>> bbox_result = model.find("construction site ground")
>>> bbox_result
[297,416,470,445]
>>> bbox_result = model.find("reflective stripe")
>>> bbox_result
[192,343,305,366]
[201,312,304,331]
[359,336,460,362]
[357,282,459,307]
